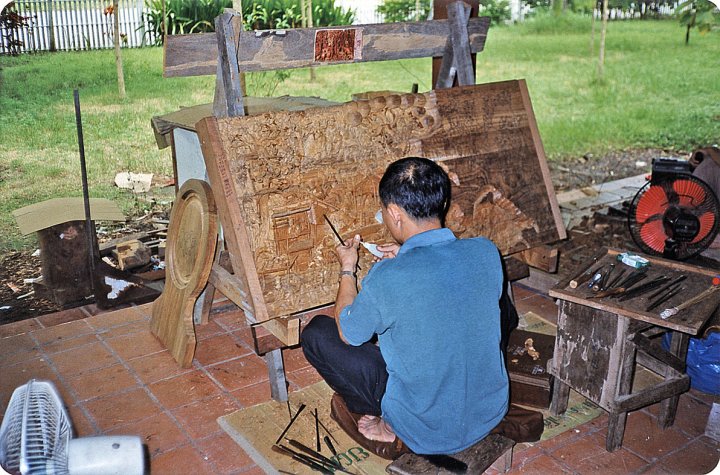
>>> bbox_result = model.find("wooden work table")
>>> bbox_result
[548,248,720,452]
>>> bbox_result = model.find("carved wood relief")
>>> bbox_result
[200,80,564,319]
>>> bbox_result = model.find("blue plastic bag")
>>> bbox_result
[663,332,720,395]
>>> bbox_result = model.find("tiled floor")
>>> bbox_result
[1,286,718,474]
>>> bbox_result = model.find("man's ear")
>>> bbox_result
[386,203,403,224]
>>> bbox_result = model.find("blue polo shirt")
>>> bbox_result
[339,228,509,454]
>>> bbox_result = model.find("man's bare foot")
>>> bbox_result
[357,415,396,442]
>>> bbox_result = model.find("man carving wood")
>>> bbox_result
[301,157,511,459]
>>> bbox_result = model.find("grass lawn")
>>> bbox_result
[0,17,718,251]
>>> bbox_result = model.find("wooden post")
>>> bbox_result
[46,0,56,51]
[113,0,126,99]
[597,0,609,79]
[213,10,245,117]
[432,0,479,88]
[434,1,474,89]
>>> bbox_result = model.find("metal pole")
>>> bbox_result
[73,89,97,278]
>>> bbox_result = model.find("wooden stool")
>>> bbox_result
[386,434,515,474]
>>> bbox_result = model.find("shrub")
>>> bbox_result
[143,0,354,45]
[377,0,431,22]
[1,2,31,55]
[480,0,512,25]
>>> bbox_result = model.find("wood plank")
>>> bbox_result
[196,81,565,320]
[432,0,479,88]
[610,376,690,413]
[164,17,490,77]
[447,1,474,86]
[504,256,530,282]
[517,244,559,273]
[214,11,245,117]
[196,117,269,323]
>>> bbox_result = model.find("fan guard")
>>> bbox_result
[628,175,720,260]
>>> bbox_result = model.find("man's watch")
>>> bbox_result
[339,270,357,280]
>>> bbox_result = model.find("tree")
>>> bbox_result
[677,0,719,44]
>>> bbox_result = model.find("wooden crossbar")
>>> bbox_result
[163,16,490,78]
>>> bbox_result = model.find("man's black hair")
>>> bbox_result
[379,157,451,221]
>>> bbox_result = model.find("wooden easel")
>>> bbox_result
[164,2,564,402]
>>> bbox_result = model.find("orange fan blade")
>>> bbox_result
[691,211,717,244]
[673,179,707,207]
[639,219,666,253]
[635,185,668,224]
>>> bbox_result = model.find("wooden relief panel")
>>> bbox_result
[198,80,564,319]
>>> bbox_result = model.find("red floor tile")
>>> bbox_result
[287,365,324,390]
[0,318,41,338]
[126,350,194,385]
[621,410,692,461]
[657,437,720,474]
[507,453,572,474]
[206,355,269,392]
[65,363,139,401]
[36,307,86,327]
[84,305,147,330]
[193,333,251,366]
[194,319,226,341]
[98,319,152,339]
[50,341,119,377]
[171,394,239,440]
[40,332,99,354]
[150,444,214,474]
[105,412,190,458]
[32,319,94,346]
[282,346,312,373]
[549,431,648,474]
[646,393,713,438]
[196,433,255,474]
[149,371,223,409]
[230,381,272,408]
[82,387,162,432]
[66,404,97,436]
[1,357,59,394]
[103,330,165,361]
[0,332,37,357]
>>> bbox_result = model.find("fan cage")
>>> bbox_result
[629,176,720,259]
[0,380,72,475]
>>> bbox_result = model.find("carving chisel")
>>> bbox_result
[618,275,671,301]
[275,403,306,444]
[646,285,683,312]
[272,444,334,474]
[286,438,352,472]
[646,275,687,301]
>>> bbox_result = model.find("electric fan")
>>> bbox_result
[628,158,720,260]
[0,380,144,475]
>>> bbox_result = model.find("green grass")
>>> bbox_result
[0,17,718,251]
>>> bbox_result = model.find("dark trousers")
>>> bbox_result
[301,315,388,416]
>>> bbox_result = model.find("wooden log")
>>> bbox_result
[164,17,490,77]
[115,239,151,271]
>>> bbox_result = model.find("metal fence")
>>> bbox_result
[1,0,157,54]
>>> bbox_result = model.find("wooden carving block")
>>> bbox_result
[196,80,566,330]
[151,179,218,368]
[115,239,151,270]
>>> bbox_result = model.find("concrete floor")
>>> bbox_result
[1,284,718,474]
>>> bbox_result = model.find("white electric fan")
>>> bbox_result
[0,380,145,475]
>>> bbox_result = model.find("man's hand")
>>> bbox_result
[375,243,400,261]
[336,234,360,271]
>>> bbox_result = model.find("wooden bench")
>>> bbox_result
[387,434,515,474]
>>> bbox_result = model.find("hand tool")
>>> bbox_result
[323,214,345,245]
[569,261,602,289]
[599,264,616,291]
[272,444,334,474]
[314,408,321,452]
[323,435,339,461]
[618,275,671,301]
[646,275,687,301]
[286,438,351,472]
[587,268,605,289]
[660,284,720,319]
[605,268,627,290]
[646,284,683,312]
[588,272,648,299]
[275,403,306,444]
[614,268,648,290]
